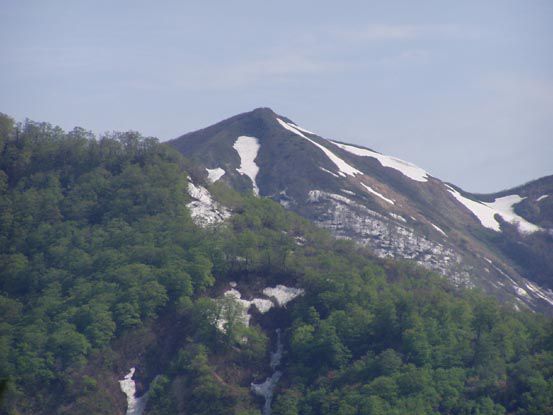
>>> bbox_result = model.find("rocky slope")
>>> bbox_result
[169,108,553,314]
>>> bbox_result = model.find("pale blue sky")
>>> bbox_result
[1,0,552,192]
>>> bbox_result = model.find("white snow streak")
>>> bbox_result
[251,329,284,415]
[524,281,553,306]
[206,167,225,183]
[333,142,429,182]
[119,368,147,415]
[320,167,340,178]
[277,118,362,178]
[537,194,549,202]
[233,136,261,195]
[430,223,447,237]
[360,183,395,204]
[341,189,357,196]
[446,186,500,230]
[252,372,282,415]
[290,122,317,136]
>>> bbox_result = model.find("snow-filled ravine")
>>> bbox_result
[277,118,362,178]
[119,368,147,415]
[211,284,303,414]
[214,284,304,332]
[252,329,284,415]
[233,135,261,195]
[332,141,429,182]
[446,186,541,234]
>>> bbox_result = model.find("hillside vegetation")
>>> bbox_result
[0,114,552,415]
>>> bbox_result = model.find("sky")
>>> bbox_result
[1,0,552,192]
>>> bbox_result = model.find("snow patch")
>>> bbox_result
[537,194,549,202]
[277,118,362,177]
[289,122,317,136]
[263,285,304,306]
[308,190,357,207]
[360,183,395,204]
[233,136,261,195]
[333,142,429,182]
[119,368,147,415]
[341,189,357,196]
[430,223,447,237]
[486,195,541,233]
[206,167,225,183]
[446,186,541,234]
[524,281,553,306]
[389,212,407,223]
[217,288,273,329]
[252,371,282,415]
[187,182,230,226]
[513,285,530,298]
[214,284,304,332]
[252,329,284,415]
[251,298,274,313]
[320,167,340,178]
[188,181,213,204]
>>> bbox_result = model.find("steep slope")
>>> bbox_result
[169,108,553,314]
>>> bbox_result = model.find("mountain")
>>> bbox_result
[2,114,553,415]
[169,107,553,314]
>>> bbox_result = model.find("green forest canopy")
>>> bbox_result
[0,114,552,415]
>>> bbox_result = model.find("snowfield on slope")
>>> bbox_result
[446,186,541,234]
[233,135,261,195]
[277,118,362,177]
[187,182,230,226]
[332,141,429,182]
[206,167,225,183]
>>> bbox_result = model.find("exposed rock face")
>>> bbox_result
[305,190,469,286]
[169,107,553,314]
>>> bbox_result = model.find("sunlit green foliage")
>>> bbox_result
[0,114,552,415]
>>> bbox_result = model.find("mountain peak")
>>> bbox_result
[249,106,277,116]
[168,110,553,315]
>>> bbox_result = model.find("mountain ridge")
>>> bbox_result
[168,107,553,314]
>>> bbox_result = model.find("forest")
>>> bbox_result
[0,113,552,415]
